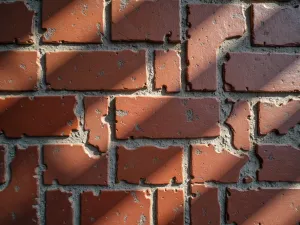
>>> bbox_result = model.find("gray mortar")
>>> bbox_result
[0,0,298,225]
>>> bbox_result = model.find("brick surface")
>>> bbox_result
[154,50,181,92]
[252,4,300,46]
[42,0,103,43]
[0,146,39,225]
[257,145,300,182]
[191,144,248,183]
[0,2,34,44]
[187,4,245,91]
[258,100,300,135]
[0,51,38,91]
[0,146,4,185]
[43,144,108,185]
[81,190,151,225]
[157,189,184,225]
[84,96,110,153]
[116,97,220,139]
[117,146,183,185]
[111,0,180,43]
[46,50,146,91]
[224,52,300,92]
[0,96,78,138]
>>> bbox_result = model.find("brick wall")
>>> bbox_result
[0,0,299,224]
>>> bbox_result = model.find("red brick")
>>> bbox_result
[157,189,184,225]
[0,146,39,225]
[46,190,73,225]
[42,0,103,43]
[226,100,251,150]
[0,51,38,91]
[258,100,300,135]
[81,190,150,225]
[257,145,300,182]
[227,189,300,225]
[252,4,300,46]
[224,52,300,92]
[0,2,34,44]
[187,4,245,91]
[0,96,78,138]
[46,50,146,91]
[117,146,183,185]
[0,146,5,184]
[84,96,110,153]
[191,185,220,225]
[154,50,181,92]
[191,145,248,183]
[43,144,108,185]
[111,0,180,43]
[115,97,220,139]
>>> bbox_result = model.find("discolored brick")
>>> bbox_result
[191,144,248,183]
[117,146,183,185]
[187,4,245,91]
[43,144,108,185]
[0,146,5,184]
[224,52,300,92]
[46,50,147,91]
[115,97,220,139]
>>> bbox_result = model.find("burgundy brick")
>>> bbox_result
[81,190,150,225]
[226,100,251,150]
[0,51,38,91]
[191,145,248,183]
[0,2,34,44]
[42,0,103,43]
[227,189,300,225]
[252,4,300,46]
[46,190,73,225]
[154,50,181,92]
[84,97,110,153]
[187,4,245,91]
[0,146,39,225]
[257,145,300,182]
[0,146,4,184]
[46,50,146,91]
[258,100,300,135]
[224,52,300,92]
[117,146,183,185]
[115,97,220,139]
[191,185,220,225]
[157,189,184,225]
[43,144,108,185]
[0,96,78,138]
[112,0,180,43]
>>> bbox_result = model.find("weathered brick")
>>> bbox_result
[258,100,300,135]
[81,190,150,225]
[46,50,146,91]
[116,97,220,139]
[0,146,38,225]
[0,51,38,91]
[0,146,5,184]
[226,100,251,150]
[42,0,103,43]
[252,4,300,46]
[84,97,110,153]
[154,50,181,92]
[111,0,180,42]
[0,2,34,44]
[224,52,300,92]
[46,190,73,225]
[117,146,183,185]
[191,185,220,225]
[0,96,78,138]
[187,4,245,91]
[227,189,300,225]
[43,144,108,185]
[191,144,248,183]
[257,145,300,182]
